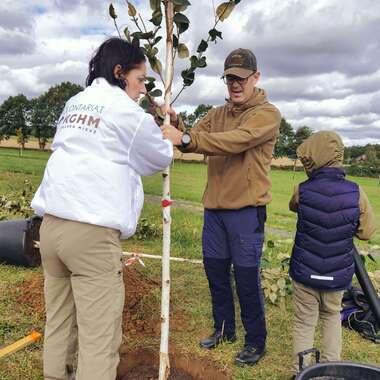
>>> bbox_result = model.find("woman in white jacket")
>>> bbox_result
[31,37,173,380]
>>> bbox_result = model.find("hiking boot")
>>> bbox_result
[235,345,265,366]
[199,330,236,349]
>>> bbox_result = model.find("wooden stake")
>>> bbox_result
[122,251,202,265]
[0,331,41,359]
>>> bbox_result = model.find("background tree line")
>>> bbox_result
[0,82,83,151]
[179,106,315,159]
[0,82,378,176]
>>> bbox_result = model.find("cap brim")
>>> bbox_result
[223,67,254,78]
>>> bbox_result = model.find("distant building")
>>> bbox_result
[355,154,367,163]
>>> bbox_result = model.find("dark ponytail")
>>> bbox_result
[86,37,146,89]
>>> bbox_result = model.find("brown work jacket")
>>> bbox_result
[180,88,281,209]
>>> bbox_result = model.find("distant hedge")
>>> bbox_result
[272,163,380,178]
[346,163,380,178]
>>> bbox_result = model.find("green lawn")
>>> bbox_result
[143,161,380,245]
[0,148,379,379]
[0,148,50,177]
[1,148,378,235]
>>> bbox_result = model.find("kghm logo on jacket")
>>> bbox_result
[57,103,104,134]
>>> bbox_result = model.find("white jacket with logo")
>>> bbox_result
[32,77,173,238]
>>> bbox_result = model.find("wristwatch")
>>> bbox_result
[180,131,191,148]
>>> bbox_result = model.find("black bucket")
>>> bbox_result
[295,349,380,380]
[0,216,42,267]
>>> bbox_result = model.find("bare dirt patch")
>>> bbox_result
[16,267,162,335]
[118,348,229,380]
[15,267,228,380]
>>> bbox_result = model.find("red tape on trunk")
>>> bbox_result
[162,199,172,208]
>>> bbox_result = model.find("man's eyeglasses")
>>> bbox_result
[222,73,255,86]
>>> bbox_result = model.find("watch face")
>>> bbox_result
[182,133,191,144]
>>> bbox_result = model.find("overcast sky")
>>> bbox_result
[1,0,379,145]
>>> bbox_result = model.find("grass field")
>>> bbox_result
[0,147,379,243]
[0,147,379,380]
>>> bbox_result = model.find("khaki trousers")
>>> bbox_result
[292,280,344,373]
[39,214,125,380]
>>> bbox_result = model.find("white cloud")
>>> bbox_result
[0,0,380,145]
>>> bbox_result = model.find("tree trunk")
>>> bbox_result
[159,2,174,380]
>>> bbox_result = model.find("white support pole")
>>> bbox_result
[159,2,174,380]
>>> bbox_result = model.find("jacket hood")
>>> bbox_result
[226,87,267,114]
[297,131,344,174]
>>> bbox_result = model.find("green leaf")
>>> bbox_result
[173,0,191,12]
[140,31,154,40]
[124,27,131,42]
[139,96,150,111]
[154,36,162,45]
[209,28,223,42]
[109,3,117,19]
[271,284,278,292]
[131,31,143,39]
[145,81,155,92]
[197,56,207,68]
[197,39,208,53]
[149,0,161,11]
[149,89,162,97]
[174,4,189,12]
[178,43,190,58]
[150,9,162,26]
[174,12,190,34]
[190,55,198,68]
[131,31,142,47]
[216,1,235,21]
[269,293,277,304]
[181,69,195,86]
[172,0,191,5]
[173,34,179,48]
[149,56,163,74]
[127,1,137,17]
[261,257,270,269]
[277,278,286,289]
[267,240,275,248]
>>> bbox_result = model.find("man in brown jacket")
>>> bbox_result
[162,48,281,365]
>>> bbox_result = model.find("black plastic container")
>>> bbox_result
[0,216,42,267]
[296,362,380,379]
[295,349,380,380]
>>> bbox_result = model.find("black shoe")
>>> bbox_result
[235,345,265,366]
[199,330,236,349]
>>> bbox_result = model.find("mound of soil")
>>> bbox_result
[117,349,229,380]
[122,267,161,335]
[16,267,229,380]
[16,266,161,336]
[121,364,194,380]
